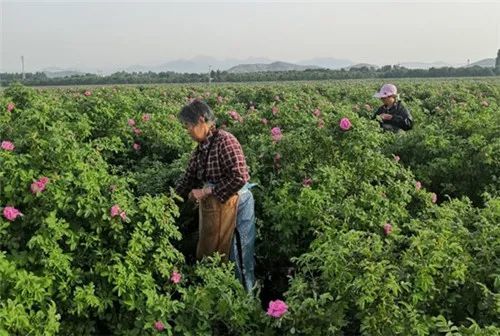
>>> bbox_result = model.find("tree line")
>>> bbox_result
[1,56,499,87]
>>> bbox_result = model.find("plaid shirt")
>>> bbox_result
[175,129,250,203]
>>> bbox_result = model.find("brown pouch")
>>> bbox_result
[197,194,239,261]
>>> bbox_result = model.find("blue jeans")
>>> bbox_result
[229,185,256,293]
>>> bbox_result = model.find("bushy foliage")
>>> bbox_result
[1,80,498,335]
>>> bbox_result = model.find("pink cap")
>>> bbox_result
[374,84,397,98]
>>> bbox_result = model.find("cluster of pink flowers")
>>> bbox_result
[228,110,243,123]
[3,206,23,221]
[31,177,50,194]
[339,117,352,131]
[302,178,313,187]
[110,204,127,220]
[153,321,165,331]
[127,117,145,150]
[267,299,288,318]
[271,127,283,142]
[7,102,15,112]
[170,271,182,284]
[383,223,393,236]
[1,141,15,151]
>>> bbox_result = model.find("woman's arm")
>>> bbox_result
[212,135,249,203]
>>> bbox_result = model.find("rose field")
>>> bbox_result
[0,79,499,335]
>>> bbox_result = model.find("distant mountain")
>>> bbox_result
[467,58,495,68]
[298,57,353,69]
[123,56,275,74]
[227,61,322,73]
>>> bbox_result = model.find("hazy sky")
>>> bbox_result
[1,0,500,72]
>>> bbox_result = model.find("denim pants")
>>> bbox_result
[229,185,256,293]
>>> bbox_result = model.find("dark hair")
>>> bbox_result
[178,100,216,124]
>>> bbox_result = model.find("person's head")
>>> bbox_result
[374,84,398,106]
[178,100,216,143]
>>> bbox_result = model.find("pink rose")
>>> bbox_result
[312,108,321,117]
[228,110,243,122]
[302,178,312,187]
[171,271,181,284]
[1,141,15,151]
[153,321,165,331]
[110,205,121,217]
[31,177,49,194]
[3,206,23,221]
[415,181,422,191]
[431,193,437,204]
[142,114,151,122]
[383,223,392,235]
[133,127,142,135]
[393,155,400,162]
[271,127,283,142]
[339,117,352,131]
[128,119,136,126]
[317,119,325,129]
[83,90,91,97]
[133,143,141,151]
[272,106,279,116]
[7,102,15,112]
[119,211,127,220]
[266,299,288,318]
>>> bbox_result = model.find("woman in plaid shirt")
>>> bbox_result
[175,100,256,293]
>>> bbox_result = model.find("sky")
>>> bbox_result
[1,0,500,72]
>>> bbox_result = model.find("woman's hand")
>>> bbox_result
[188,187,213,202]
[380,113,393,120]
